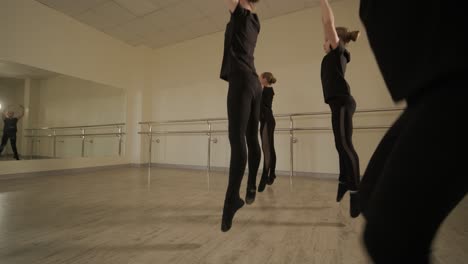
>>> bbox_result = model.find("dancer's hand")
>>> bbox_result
[225,0,239,13]
[320,0,339,49]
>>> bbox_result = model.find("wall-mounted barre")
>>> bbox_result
[24,132,126,137]
[24,123,126,130]
[24,123,126,159]
[139,107,402,126]
[138,108,402,184]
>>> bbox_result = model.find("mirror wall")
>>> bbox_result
[0,60,126,161]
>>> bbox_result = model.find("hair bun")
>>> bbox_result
[350,31,360,42]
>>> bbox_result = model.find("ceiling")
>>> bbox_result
[0,60,58,79]
[35,0,325,49]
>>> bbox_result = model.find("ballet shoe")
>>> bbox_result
[221,198,245,232]
[258,173,269,192]
[267,173,276,185]
[336,181,348,202]
[245,186,256,204]
[349,191,361,218]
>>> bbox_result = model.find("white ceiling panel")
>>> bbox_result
[35,0,331,49]
[141,9,174,32]
[160,1,205,28]
[103,26,144,44]
[95,1,136,28]
[107,17,158,39]
[187,0,226,17]
[37,0,108,16]
[76,1,136,30]
[146,0,185,9]
[113,0,159,16]
[76,10,111,31]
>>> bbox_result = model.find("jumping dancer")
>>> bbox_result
[320,0,361,217]
[258,72,277,192]
[220,0,262,232]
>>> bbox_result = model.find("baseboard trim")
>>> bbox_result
[1,162,338,181]
[142,163,338,180]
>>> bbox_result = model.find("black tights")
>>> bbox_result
[361,84,467,263]
[329,96,360,191]
[224,72,262,203]
[260,118,276,178]
[0,133,19,159]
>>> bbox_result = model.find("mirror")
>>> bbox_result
[0,60,126,161]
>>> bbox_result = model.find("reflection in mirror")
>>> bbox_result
[0,78,25,160]
[0,60,126,161]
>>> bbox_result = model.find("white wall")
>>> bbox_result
[25,79,40,130]
[24,75,126,159]
[35,75,125,127]
[0,0,152,175]
[147,0,402,175]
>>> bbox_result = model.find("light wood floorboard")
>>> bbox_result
[0,167,466,264]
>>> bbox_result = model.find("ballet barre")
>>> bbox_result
[24,123,126,130]
[139,108,402,184]
[24,123,126,159]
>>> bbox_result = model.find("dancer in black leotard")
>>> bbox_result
[320,0,361,218]
[258,72,277,192]
[359,0,467,262]
[0,106,25,160]
[220,0,261,232]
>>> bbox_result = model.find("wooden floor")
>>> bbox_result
[0,167,466,264]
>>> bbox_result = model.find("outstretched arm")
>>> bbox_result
[320,0,339,49]
[225,0,239,13]
[17,105,25,119]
